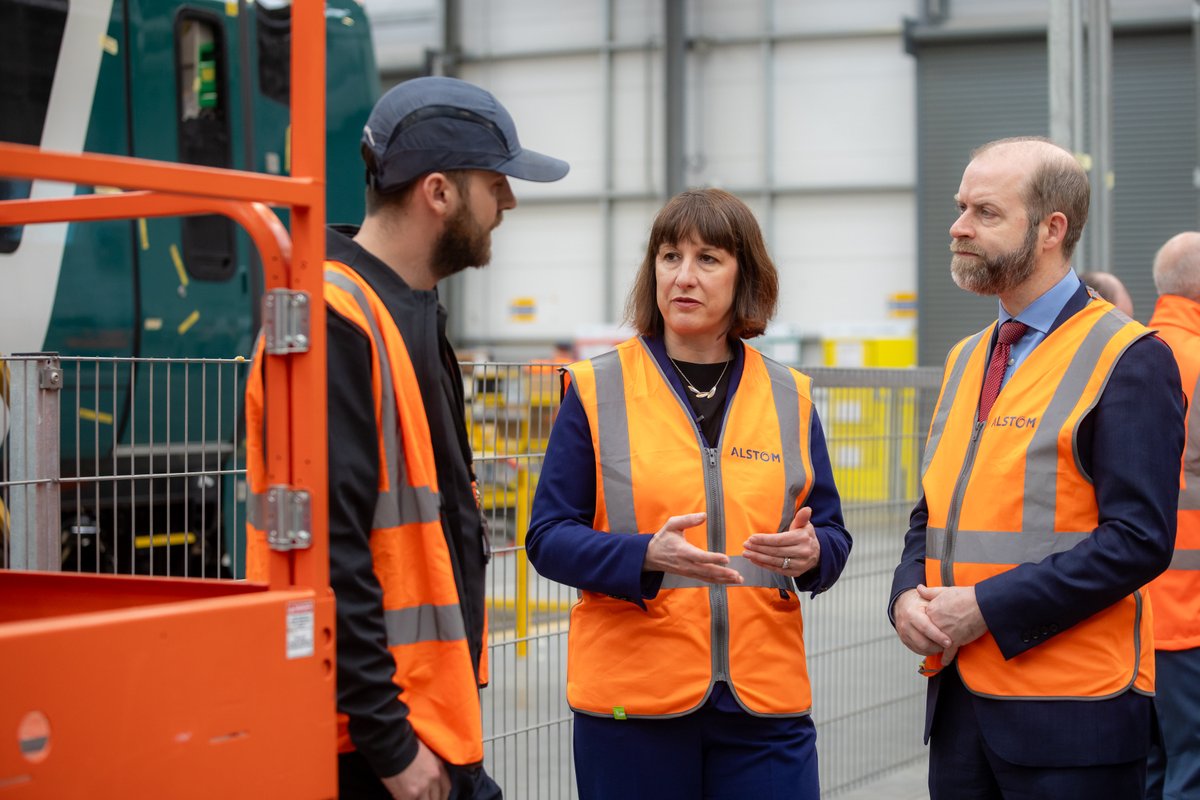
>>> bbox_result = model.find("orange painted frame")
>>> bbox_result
[0,1,335,795]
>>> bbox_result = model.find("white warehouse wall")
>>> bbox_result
[365,0,920,355]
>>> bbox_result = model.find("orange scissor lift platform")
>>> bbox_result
[0,2,334,796]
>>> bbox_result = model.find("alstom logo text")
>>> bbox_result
[991,415,1037,429]
[729,446,782,462]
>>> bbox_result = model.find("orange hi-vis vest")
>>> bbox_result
[565,337,816,718]
[920,298,1156,699]
[245,260,485,765]
[1147,294,1200,651]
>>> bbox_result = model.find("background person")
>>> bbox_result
[526,188,852,800]
[246,76,568,800]
[890,137,1184,798]
[1079,269,1134,316]
[1146,231,1200,800]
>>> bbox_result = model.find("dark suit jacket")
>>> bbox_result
[890,284,1186,766]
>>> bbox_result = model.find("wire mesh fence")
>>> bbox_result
[1,354,248,579]
[1,352,941,797]
[460,361,944,798]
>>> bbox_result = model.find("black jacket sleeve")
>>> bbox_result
[327,311,420,777]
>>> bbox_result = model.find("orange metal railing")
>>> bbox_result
[0,2,335,796]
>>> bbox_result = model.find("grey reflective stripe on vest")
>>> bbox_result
[246,332,268,529]
[384,603,468,646]
[1179,372,1200,511]
[1022,310,1136,533]
[579,350,639,534]
[587,345,807,555]
[762,357,808,533]
[922,330,988,479]
[927,527,1091,564]
[1169,549,1200,570]
[660,554,793,590]
[325,270,440,528]
[247,491,265,528]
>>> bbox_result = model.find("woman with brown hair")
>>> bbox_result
[526,188,850,799]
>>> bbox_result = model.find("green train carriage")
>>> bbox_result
[1,0,380,575]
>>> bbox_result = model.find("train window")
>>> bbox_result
[0,0,69,254]
[175,10,236,281]
[257,0,291,106]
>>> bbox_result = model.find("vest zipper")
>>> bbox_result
[705,445,731,683]
[941,419,986,587]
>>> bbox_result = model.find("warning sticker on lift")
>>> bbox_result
[287,599,315,659]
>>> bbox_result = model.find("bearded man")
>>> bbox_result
[247,77,567,800]
[889,137,1184,798]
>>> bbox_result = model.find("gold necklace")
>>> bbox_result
[667,355,729,400]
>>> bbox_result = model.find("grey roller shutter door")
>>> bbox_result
[914,37,1046,366]
[913,29,1196,365]
[1111,32,1197,319]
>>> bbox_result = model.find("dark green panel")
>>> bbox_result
[44,1,137,358]
[913,28,1198,363]
[43,3,137,465]
[1109,33,1197,321]
[914,38,1048,366]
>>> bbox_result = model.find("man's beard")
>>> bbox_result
[431,201,495,280]
[950,223,1039,296]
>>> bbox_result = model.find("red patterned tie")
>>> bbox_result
[978,320,1029,423]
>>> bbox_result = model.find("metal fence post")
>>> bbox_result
[8,353,62,571]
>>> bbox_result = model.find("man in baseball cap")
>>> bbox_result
[326,77,565,798]
[362,75,569,191]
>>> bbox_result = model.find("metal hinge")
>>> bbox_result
[262,289,311,354]
[39,363,63,390]
[264,486,312,551]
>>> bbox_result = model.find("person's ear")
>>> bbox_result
[1042,211,1069,251]
[415,172,455,218]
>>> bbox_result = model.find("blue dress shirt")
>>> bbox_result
[998,269,1080,388]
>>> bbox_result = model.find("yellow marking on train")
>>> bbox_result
[178,310,201,335]
[144,317,163,331]
[138,218,149,250]
[78,408,114,425]
[225,0,238,16]
[170,244,190,287]
[101,35,119,56]
[94,185,122,195]
[342,16,354,26]
[134,532,196,549]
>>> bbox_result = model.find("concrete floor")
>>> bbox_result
[836,757,928,800]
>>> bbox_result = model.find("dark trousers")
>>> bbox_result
[929,667,1146,800]
[573,700,819,800]
[338,751,502,800]
[1147,647,1200,800]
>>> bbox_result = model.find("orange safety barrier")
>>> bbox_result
[0,1,333,796]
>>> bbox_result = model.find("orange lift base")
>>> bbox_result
[0,1,330,793]
[0,572,336,798]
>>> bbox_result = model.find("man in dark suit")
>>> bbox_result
[890,136,1185,798]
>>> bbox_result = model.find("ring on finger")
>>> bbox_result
[782,556,791,570]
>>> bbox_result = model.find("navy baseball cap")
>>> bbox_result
[361,76,569,193]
